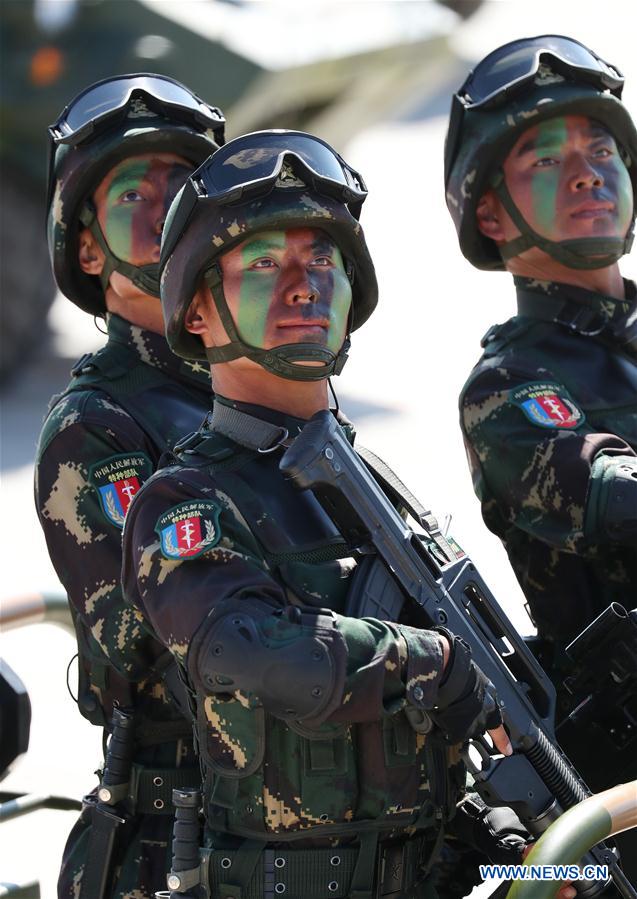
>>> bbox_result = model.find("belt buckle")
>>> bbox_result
[378,841,406,897]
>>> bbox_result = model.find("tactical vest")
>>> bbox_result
[48,338,212,736]
[170,426,456,848]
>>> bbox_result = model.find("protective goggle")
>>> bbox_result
[161,130,367,262]
[445,35,624,187]
[48,73,226,146]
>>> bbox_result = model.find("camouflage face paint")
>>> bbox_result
[235,232,286,347]
[605,147,633,235]
[508,116,634,242]
[231,229,352,352]
[531,118,567,237]
[100,157,190,264]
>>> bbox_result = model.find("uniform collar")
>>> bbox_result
[105,313,211,390]
[514,276,636,328]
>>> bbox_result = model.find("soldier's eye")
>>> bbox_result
[251,258,277,269]
[311,255,332,266]
[120,190,144,203]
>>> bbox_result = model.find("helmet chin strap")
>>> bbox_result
[80,203,162,298]
[491,171,635,270]
[201,265,350,382]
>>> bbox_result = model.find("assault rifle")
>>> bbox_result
[558,602,637,794]
[280,410,636,899]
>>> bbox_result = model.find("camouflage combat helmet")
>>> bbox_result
[444,35,637,270]
[160,130,378,381]
[47,74,225,314]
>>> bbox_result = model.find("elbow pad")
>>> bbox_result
[189,598,347,725]
[585,454,637,544]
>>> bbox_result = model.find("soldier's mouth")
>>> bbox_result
[276,320,329,330]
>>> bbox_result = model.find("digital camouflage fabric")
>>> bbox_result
[460,276,637,662]
[122,399,465,897]
[35,314,212,898]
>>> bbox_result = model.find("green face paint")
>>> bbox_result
[531,118,568,237]
[608,152,633,234]
[230,229,352,352]
[103,160,152,262]
[235,232,286,346]
[100,157,190,264]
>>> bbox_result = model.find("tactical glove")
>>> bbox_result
[430,628,502,743]
[453,792,528,864]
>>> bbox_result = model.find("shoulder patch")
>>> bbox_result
[509,382,585,430]
[89,452,153,528]
[155,500,221,560]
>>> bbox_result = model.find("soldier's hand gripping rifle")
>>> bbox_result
[280,410,636,899]
[79,706,136,899]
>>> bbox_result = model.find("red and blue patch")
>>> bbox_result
[156,500,221,560]
[89,453,152,528]
[510,382,585,430]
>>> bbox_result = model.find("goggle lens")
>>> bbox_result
[461,35,623,108]
[194,131,366,199]
[50,74,224,144]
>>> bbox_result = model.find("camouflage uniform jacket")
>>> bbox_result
[460,276,637,651]
[122,397,459,850]
[35,312,213,753]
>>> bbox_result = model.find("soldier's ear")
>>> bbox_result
[476,191,506,242]
[78,228,105,275]
[184,285,213,340]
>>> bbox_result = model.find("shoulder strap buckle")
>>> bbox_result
[70,352,96,377]
[173,429,208,456]
[555,302,606,337]
[480,323,501,348]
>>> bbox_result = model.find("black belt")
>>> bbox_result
[128,764,200,815]
[201,831,440,899]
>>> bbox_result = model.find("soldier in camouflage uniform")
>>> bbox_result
[35,75,225,898]
[121,130,515,899]
[444,37,637,683]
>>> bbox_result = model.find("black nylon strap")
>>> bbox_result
[356,445,459,565]
[210,402,291,452]
[78,801,126,899]
[128,764,200,815]
[203,832,437,899]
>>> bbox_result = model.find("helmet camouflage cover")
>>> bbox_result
[445,73,637,270]
[161,182,378,369]
[47,80,224,314]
